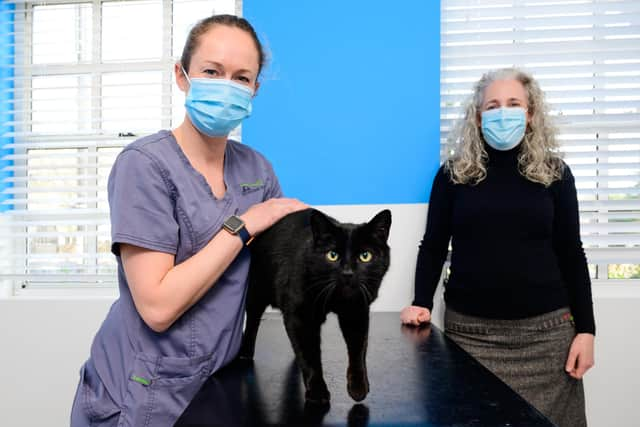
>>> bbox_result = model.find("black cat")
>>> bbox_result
[238,208,392,405]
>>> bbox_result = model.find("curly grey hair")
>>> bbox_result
[445,68,564,187]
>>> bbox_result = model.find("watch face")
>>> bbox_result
[224,215,244,232]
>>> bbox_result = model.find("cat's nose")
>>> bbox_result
[342,266,354,277]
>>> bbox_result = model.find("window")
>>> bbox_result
[0,0,238,294]
[441,0,640,284]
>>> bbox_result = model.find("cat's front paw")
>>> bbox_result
[347,368,369,402]
[305,382,331,406]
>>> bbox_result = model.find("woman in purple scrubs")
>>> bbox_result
[70,15,306,427]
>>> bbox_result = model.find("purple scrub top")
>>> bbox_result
[71,130,282,427]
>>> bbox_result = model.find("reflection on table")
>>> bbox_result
[176,312,554,427]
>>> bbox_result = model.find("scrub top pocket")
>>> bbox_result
[119,353,214,427]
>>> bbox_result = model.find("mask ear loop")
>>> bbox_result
[180,65,191,85]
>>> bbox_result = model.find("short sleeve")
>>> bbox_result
[108,149,179,256]
[263,159,283,200]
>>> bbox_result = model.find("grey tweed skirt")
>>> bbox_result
[445,307,586,427]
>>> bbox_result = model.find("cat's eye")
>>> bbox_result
[326,251,340,262]
[359,251,373,263]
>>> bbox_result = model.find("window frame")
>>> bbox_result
[439,0,640,287]
[4,0,213,295]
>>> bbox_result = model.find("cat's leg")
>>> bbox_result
[238,286,269,360]
[282,314,330,405]
[337,307,370,402]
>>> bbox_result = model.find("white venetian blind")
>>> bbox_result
[0,0,237,292]
[441,0,640,281]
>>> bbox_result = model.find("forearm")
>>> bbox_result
[125,197,307,333]
[413,240,449,309]
[552,165,595,334]
[160,231,244,324]
[126,229,245,332]
[413,167,452,309]
[560,249,595,334]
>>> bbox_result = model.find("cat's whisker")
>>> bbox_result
[359,281,374,304]
[307,279,334,296]
[358,287,370,305]
[360,288,369,305]
[311,281,335,309]
[304,280,334,294]
[321,283,337,316]
[310,282,335,321]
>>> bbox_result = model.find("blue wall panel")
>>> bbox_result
[243,1,440,205]
[0,0,14,212]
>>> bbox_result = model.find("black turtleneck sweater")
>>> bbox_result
[413,145,596,334]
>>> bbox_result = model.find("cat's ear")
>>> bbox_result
[309,209,337,240]
[368,209,392,243]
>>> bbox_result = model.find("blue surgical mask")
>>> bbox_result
[182,67,253,137]
[481,107,527,151]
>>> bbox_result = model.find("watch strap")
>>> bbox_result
[237,226,253,246]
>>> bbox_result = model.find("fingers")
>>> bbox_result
[573,365,587,379]
[566,334,595,379]
[418,310,431,323]
[408,317,421,326]
[573,353,595,379]
[400,306,431,326]
[567,360,588,379]
[286,198,309,210]
[565,347,579,378]
[400,307,414,325]
[241,198,308,235]
[566,352,594,379]
[265,198,308,219]
[278,198,309,214]
[400,307,412,324]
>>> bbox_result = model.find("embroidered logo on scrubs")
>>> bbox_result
[240,179,264,193]
[130,375,151,386]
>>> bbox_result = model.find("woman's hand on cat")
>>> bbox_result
[241,198,308,236]
[400,305,431,326]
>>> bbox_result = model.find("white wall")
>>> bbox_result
[1,203,638,426]
[0,297,114,426]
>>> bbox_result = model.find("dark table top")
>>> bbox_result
[176,312,554,427]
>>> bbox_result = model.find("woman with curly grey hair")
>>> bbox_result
[401,68,595,427]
